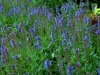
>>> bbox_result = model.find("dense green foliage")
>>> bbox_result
[0,0,100,75]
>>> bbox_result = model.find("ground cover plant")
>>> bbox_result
[0,0,100,75]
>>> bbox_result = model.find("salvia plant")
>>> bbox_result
[0,0,100,75]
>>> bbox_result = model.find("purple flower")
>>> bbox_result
[98,66,100,75]
[10,39,17,47]
[47,12,52,21]
[36,35,41,41]
[98,22,100,28]
[96,29,100,35]
[68,19,73,27]
[76,62,81,66]
[0,46,8,57]
[13,55,19,60]
[20,3,26,8]
[0,4,4,12]
[62,29,69,39]
[1,35,6,45]
[75,8,85,18]
[50,31,56,42]
[91,4,95,11]
[67,64,74,75]
[29,27,36,37]
[38,41,42,49]
[23,72,30,75]
[18,24,24,34]
[8,7,21,16]
[62,39,67,46]
[83,16,89,25]
[1,56,6,64]
[26,0,31,2]
[84,34,90,43]
[44,59,52,70]
[75,11,80,18]
[56,5,59,13]
[75,48,80,55]
[32,8,39,15]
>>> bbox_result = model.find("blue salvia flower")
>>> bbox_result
[98,66,100,75]
[75,48,80,55]
[8,7,21,16]
[84,2,89,7]
[42,5,46,11]
[83,34,90,43]
[29,27,37,37]
[83,16,89,25]
[1,35,6,45]
[76,62,81,67]
[1,46,8,57]
[13,55,19,60]
[18,24,23,34]
[75,8,85,18]
[10,39,17,48]
[75,10,80,18]
[41,5,47,16]
[61,3,66,11]
[92,25,97,31]
[1,46,8,64]
[29,28,33,36]
[27,7,31,15]
[23,72,30,75]
[68,19,73,27]
[98,22,100,29]
[26,0,31,2]
[50,31,56,42]
[62,29,69,39]
[96,29,100,35]
[67,63,74,75]
[20,3,26,8]
[32,8,39,15]
[0,4,4,12]
[68,13,73,21]
[58,62,64,74]
[47,12,52,21]
[44,59,52,70]
[36,35,41,41]
[79,8,86,15]
[62,38,67,47]
[91,4,95,11]
[55,14,64,27]
[38,40,42,49]
[52,23,57,30]
[69,38,73,47]
[1,56,6,64]
[61,3,70,13]
[56,5,59,13]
